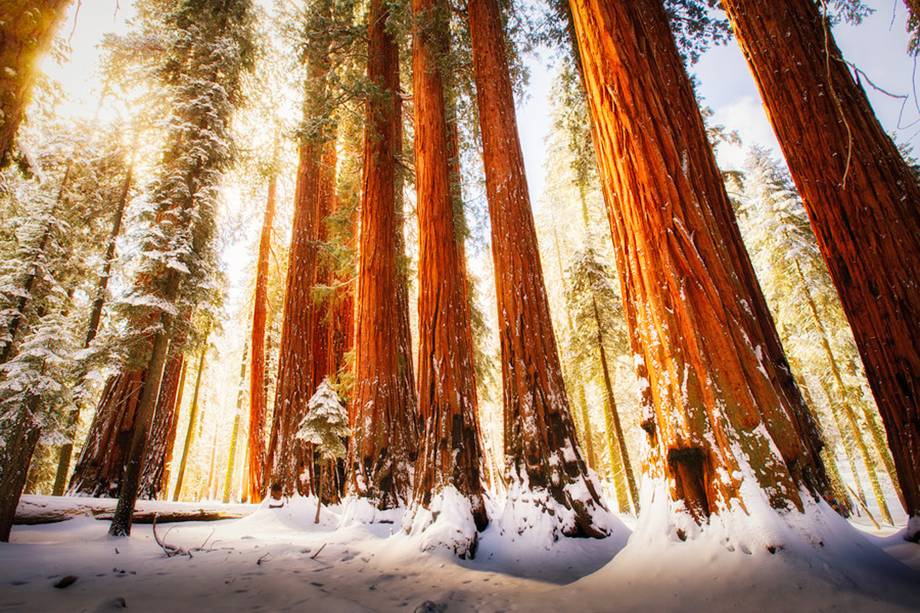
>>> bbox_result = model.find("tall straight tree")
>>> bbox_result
[408,0,487,555]
[466,0,608,537]
[348,0,418,508]
[106,0,254,536]
[267,0,337,496]
[0,0,70,165]
[248,160,278,502]
[566,0,832,528]
[720,0,920,540]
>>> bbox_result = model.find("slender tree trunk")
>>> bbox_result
[819,377,870,510]
[549,225,598,471]
[0,0,70,166]
[315,463,323,524]
[348,0,419,508]
[224,340,248,503]
[139,352,185,499]
[173,342,208,501]
[721,0,920,538]
[51,162,133,496]
[248,165,277,503]
[567,0,831,524]
[792,259,894,523]
[468,0,604,537]
[109,318,173,536]
[796,380,851,515]
[594,298,637,514]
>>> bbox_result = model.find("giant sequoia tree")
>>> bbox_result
[467,0,608,538]
[267,0,340,497]
[347,0,419,508]
[567,0,832,530]
[720,0,920,540]
[407,0,487,556]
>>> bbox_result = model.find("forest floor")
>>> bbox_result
[1,494,918,612]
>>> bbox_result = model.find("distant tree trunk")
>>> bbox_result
[51,162,133,496]
[721,0,920,538]
[568,0,831,523]
[0,0,70,166]
[549,226,598,471]
[173,342,208,501]
[468,0,604,536]
[592,297,638,514]
[224,340,248,503]
[818,377,869,510]
[348,0,419,508]
[791,258,894,524]
[248,167,277,503]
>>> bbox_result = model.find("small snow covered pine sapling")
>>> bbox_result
[296,379,349,523]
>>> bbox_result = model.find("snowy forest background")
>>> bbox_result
[1,0,920,609]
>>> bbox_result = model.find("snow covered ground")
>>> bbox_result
[1,494,918,612]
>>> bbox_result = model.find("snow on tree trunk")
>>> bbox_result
[348,0,419,509]
[721,0,920,540]
[248,168,277,503]
[0,0,70,166]
[467,0,608,540]
[567,0,832,535]
[404,0,488,558]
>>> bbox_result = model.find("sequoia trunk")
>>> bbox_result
[348,0,419,507]
[567,0,831,524]
[721,0,920,537]
[468,0,605,537]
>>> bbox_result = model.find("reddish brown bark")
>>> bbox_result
[348,0,418,508]
[567,0,830,521]
[468,0,604,536]
[139,353,185,499]
[721,0,920,536]
[67,352,184,499]
[248,169,277,502]
[0,0,70,166]
[267,39,336,496]
[409,0,487,546]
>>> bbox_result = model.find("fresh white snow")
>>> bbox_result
[0,493,917,612]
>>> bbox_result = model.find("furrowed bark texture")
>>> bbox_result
[0,0,70,166]
[248,170,277,502]
[567,0,831,520]
[468,0,603,536]
[348,0,419,508]
[0,399,43,541]
[411,0,487,533]
[721,0,920,532]
[268,46,335,496]
[67,353,184,499]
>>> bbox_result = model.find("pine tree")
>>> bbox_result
[297,379,349,522]
[106,0,255,536]
[720,0,920,540]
